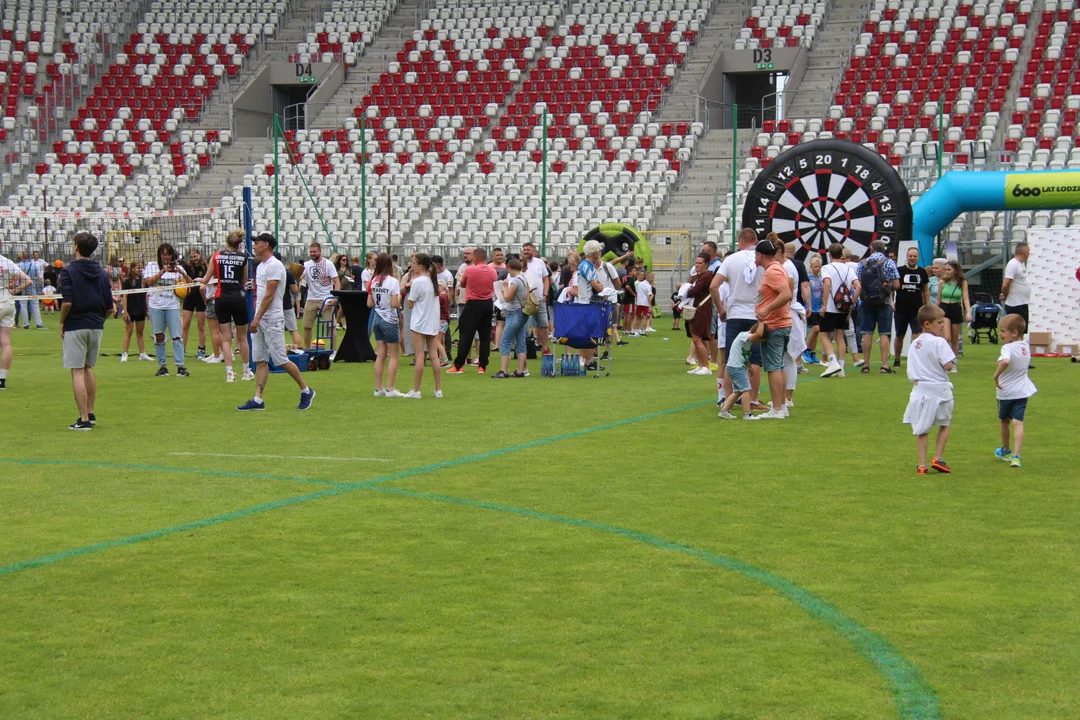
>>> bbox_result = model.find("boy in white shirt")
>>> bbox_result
[993,313,1037,468]
[903,305,956,474]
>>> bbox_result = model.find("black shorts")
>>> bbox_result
[215,293,249,326]
[941,302,963,325]
[807,312,822,328]
[1004,303,1029,328]
[183,291,206,313]
[894,306,921,337]
[820,311,850,333]
[126,313,147,323]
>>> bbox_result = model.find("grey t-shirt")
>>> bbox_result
[504,274,528,312]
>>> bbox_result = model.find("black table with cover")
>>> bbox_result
[331,290,376,362]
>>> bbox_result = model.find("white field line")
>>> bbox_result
[168,452,392,462]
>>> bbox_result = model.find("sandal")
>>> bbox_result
[491,371,510,379]
[880,365,896,374]
[511,371,527,378]
[861,365,870,374]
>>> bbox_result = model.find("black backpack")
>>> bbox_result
[860,258,889,307]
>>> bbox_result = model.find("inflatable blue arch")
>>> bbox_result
[913,169,1080,262]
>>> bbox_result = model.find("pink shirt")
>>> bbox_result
[462,264,497,301]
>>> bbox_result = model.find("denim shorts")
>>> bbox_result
[372,314,400,344]
[860,303,894,336]
[761,326,791,372]
[998,397,1028,422]
[728,364,751,394]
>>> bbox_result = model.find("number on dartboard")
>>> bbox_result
[741,140,912,262]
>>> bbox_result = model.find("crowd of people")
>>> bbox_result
[0,229,1040,467]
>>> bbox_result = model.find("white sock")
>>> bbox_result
[717,377,725,401]
[827,353,837,364]
[253,396,264,404]
[0,369,7,379]
[225,363,232,371]
[840,359,847,370]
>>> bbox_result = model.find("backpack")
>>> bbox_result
[521,275,539,316]
[832,266,855,313]
[860,257,889,307]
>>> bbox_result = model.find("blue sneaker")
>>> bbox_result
[236,398,265,411]
[297,388,315,410]
[994,447,1013,461]
[801,350,814,364]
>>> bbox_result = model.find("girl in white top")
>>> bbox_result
[405,253,442,398]
[143,243,192,375]
[366,252,403,397]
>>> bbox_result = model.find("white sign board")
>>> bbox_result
[1026,228,1080,344]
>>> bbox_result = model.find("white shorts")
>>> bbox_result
[715,315,726,347]
[0,299,13,328]
[252,319,289,366]
[283,308,298,333]
[787,307,808,360]
[904,384,955,435]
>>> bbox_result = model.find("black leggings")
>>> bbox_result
[454,299,494,370]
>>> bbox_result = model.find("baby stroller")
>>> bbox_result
[552,301,617,377]
[968,292,1001,344]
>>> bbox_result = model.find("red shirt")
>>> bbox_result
[462,264,497,301]
[439,292,450,321]
[757,263,793,330]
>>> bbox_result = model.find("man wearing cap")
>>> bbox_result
[237,233,315,411]
[753,238,793,419]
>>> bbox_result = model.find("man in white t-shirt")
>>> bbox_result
[433,255,454,290]
[301,241,340,350]
[712,228,765,408]
[238,234,314,412]
[1000,242,1030,330]
[522,242,551,353]
[0,248,32,390]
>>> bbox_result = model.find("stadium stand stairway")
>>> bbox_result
[307,0,429,129]
[653,1,736,122]
[170,137,266,209]
[784,0,866,119]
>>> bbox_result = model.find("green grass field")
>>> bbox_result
[1,318,1077,719]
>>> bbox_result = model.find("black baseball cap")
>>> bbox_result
[755,240,778,256]
[254,232,277,249]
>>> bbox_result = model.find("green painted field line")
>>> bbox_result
[369,486,942,720]
[0,390,941,719]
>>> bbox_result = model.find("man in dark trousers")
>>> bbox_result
[446,247,497,374]
[59,232,114,430]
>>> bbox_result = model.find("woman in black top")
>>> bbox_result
[181,247,209,358]
[121,260,150,362]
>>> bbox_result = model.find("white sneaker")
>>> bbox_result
[949,366,958,374]
[205,356,223,364]
[120,353,128,362]
[797,365,809,374]
[139,353,153,361]
[743,413,762,421]
[374,388,385,397]
[717,410,736,419]
[821,361,843,378]
[385,388,403,398]
[785,399,794,408]
[226,368,236,383]
[854,359,866,368]
[685,357,696,365]
[403,390,422,399]
[241,369,255,381]
[780,406,790,418]
[836,370,846,378]
[757,409,786,420]
[434,390,443,398]
[645,327,657,333]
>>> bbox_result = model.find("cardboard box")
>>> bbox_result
[1056,343,1079,356]
[1031,345,1052,355]
[1029,331,1053,347]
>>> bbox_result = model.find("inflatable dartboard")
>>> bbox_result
[577,223,653,270]
[742,140,911,262]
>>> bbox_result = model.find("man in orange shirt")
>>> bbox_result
[754,239,793,419]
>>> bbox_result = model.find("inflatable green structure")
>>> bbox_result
[576,223,653,270]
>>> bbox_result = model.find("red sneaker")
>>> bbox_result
[477,367,486,374]
[445,367,464,375]
[916,465,928,475]
[930,457,951,473]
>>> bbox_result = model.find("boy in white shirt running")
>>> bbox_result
[903,305,956,474]
[993,313,1037,468]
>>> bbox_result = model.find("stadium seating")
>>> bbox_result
[294,0,398,65]
[710,0,1032,247]
[4,0,288,211]
[734,0,825,49]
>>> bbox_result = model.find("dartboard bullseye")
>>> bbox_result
[742,140,912,262]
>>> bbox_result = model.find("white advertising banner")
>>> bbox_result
[1025,228,1080,345]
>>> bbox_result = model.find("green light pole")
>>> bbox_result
[541,109,548,257]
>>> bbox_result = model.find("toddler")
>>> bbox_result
[992,313,1037,468]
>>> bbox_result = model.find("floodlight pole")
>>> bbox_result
[731,103,738,252]
[360,109,367,259]
[541,108,548,257]
[273,115,280,243]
